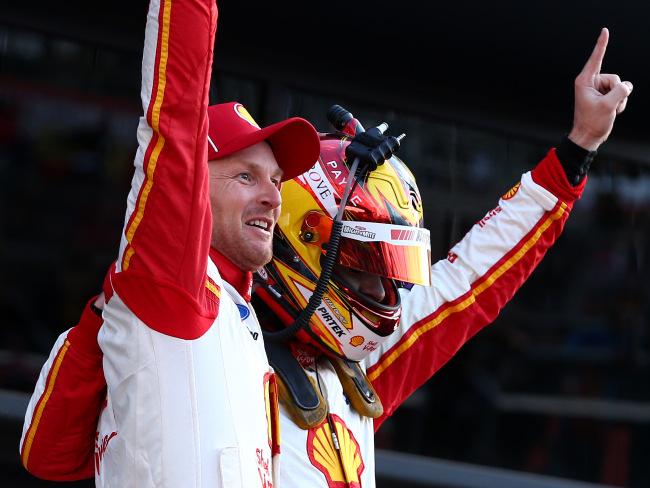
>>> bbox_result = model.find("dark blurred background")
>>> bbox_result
[1,1,648,487]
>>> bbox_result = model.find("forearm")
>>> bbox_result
[367,149,580,429]
[20,297,106,480]
[112,0,219,337]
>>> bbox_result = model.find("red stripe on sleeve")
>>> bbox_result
[371,202,571,431]
[113,0,220,338]
[22,298,107,480]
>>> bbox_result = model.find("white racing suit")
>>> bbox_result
[276,150,586,487]
[21,0,278,486]
[21,143,586,487]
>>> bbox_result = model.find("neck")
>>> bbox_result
[209,247,253,301]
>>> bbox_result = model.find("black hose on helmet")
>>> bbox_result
[264,105,403,342]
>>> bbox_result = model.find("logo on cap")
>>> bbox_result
[234,103,260,129]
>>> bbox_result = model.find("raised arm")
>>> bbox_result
[365,29,632,429]
[111,0,219,338]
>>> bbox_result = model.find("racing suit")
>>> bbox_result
[21,141,586,486]
[276,148,586,487]
[21,0,277,486]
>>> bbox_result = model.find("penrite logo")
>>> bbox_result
[342,225,376,239]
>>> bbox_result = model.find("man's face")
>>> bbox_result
[209,141,282,271]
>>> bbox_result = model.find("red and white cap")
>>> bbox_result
[207,102,320,181]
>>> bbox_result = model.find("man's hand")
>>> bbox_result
[569,28,633,151]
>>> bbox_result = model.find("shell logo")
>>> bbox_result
[234,103,260,129]
[349,336,364,347]
[502,182,521,201]
[307,414,364,487]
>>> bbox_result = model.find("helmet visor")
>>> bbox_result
[338,221,432,286]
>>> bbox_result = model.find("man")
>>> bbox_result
[21,15,632,488]
[253,28,632,485]
[20,0,320,486]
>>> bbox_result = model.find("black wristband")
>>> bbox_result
[555,136,597,186]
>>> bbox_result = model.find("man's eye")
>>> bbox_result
[271,178,281,188]
[238,173,253,182]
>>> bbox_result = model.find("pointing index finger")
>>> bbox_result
[580,27,609,78]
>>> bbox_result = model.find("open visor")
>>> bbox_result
[337,221,432,286]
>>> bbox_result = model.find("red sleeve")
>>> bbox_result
[369,148,584,430]
[531,147,587,202]
[21,297,106,480]
[112,0,220,339]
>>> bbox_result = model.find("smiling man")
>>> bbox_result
[19,1,319,487]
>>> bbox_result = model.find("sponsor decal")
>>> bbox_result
[283,268,343,354]
[342,224,376,240]
[390,227,429,245]
[307,414,364,487]
[447,251,458,263]
[303,162,338,217]
[256,448,273,488]
[349,335,364,347]
[234,103,260,128]
[257,267,269,280]
[477,205,502,228]
[323,296,349,326]
[94,431,117,474]
[340,220,431,249]
[349,195,363,206]
[325,159,348,186]
[237,303,251,320]
[317,306,347,337]
[363,340,379,352]
[290,342,317,369]
[502,182,521,200]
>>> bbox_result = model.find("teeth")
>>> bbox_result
[247,219,269,230]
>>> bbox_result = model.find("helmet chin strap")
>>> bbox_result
[264,106,403,344]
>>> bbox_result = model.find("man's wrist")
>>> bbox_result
[556,136,597,186]
[567,128,600,152]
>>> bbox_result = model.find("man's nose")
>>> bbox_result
[260,180,282,209]
[358,273,386,303]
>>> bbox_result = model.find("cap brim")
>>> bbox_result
[209,117,319,181]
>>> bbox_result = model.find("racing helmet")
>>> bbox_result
[257,131,431,361]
